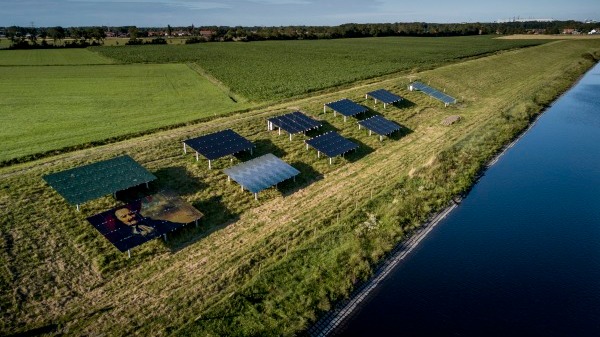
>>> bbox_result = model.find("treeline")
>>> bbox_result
[1,20,598,49]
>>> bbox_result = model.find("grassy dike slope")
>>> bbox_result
[1,40,599,336]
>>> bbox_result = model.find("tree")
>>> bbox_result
[128,26,138,39]
[167,24,172,37]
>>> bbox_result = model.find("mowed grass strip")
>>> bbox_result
[1,40,599,336]
[94,35,548,101]
[0,48,114,65]
[0,63,251,162]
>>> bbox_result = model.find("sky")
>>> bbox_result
[1,0,599,27]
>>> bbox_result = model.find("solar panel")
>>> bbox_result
[358,115,401,137]
[184,129,254,161]
[86,191,203,252]
[366,89,403,105]
[325,99,367,119]
[223,153,300,195]
[305,131,359,159]
[268,111,322,134]
[43,155,157,207]
[410,81,457,105]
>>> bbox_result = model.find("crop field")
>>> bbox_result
[2,39,599,336]
[0,48,114,65]
[93,36,549,101]
[0,63,251,163]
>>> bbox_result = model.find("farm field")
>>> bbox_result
[0,48,114,65]
[94,35,549,101]
[1,39,599,336]
[0,63,250,163]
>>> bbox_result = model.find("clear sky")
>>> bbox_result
[1,0,599,27]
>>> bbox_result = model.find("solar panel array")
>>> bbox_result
[184,129,254,160]
[268,111,322,134]
[43,155,157,205]
[366,89,403,104]
[410,81,457,105]
[305,131,359,158]
[325,99,368,117]
[358,115,401,136]
[223,153,300,194]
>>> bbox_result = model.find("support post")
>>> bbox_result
[329,157,332,165]
[163,233,167,242]
[323,104,326,113]
[195,152,199,162]
[241,185,244,191]
[127,250,131,258]
[358,124,361,130]
[208,160,212,170]
[254,193,258,200]
[380,135,383,142]
[250,148,253,155]
[317,151,320,158]
[195,219,199,228]
[306,143,309,150]
[369,130,372,136]
[183,142,187,154]
[76,204,80,212]
[343,116,346,122]
[278,127,281,135]
[289,133,292,141]
[146,182,149,189]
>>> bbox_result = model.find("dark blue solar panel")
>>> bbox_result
[367,89,403,104]
[184,129,254,160]
[223,154,300,194]
[410,81,456,105]
[358,115,401,136]
[325,99,367,117]
[305,131,359,158]
[268,111,322,134]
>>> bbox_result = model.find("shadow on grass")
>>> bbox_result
[388,125,414,141]
[166,195,240,253]
[278,161,323,197]
[345,137,374,163]
[249,138,287,158]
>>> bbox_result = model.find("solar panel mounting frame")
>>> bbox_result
[183,129,255,169]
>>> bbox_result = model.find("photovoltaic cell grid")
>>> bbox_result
[43,155,157,205]
[325,99,368,117]
[268,111,322,134]
[184,129,254,160]
[358,115,401,136]
[223,153,300,194]
[366,89,403,104]
[305,131,359,158]
[410,81,457,105]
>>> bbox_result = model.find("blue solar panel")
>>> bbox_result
[358,115,401,136]
[268,111,322,134]
[366,89,403,104]
[184,129,254,160]
[325,99,367,117]
[305,131,359,158]
[410,81,456,105]
[223,154,300,194]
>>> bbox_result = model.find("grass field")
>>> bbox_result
[94,36,549,101]
[1,39,599,336]
[0,63,251,163]
[0,48,114,65]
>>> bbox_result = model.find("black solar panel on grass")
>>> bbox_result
[184,129,254,160]
[325,99,367,117]
[268,111,322,134]
[367,89,403,104]
[305,131,359,158]
[358,115,401,136]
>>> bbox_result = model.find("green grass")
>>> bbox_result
[93,36,549,101]
[1,40,599,336]
[0,63,252,162]
[0,48,114,65]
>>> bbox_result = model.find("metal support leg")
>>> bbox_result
[183,142,187,154]
[208,160,211,169]
[127,250,131,258]
[254,193,258,200]
[329,157,332,165]
[76,204,80,212]
[195,152,199,161]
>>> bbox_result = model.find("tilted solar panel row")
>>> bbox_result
[325,99,368,117]
[305,131,359,158]
[268,111,322,134]
[410,81,456,104]
[358,115,401,136]
[223,154,300,193]
[184,129,254,160]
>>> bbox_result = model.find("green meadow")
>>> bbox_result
[94,36,548,101]
[0,48,113,65]
[1,39,599,336]
[0,63,251,163]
